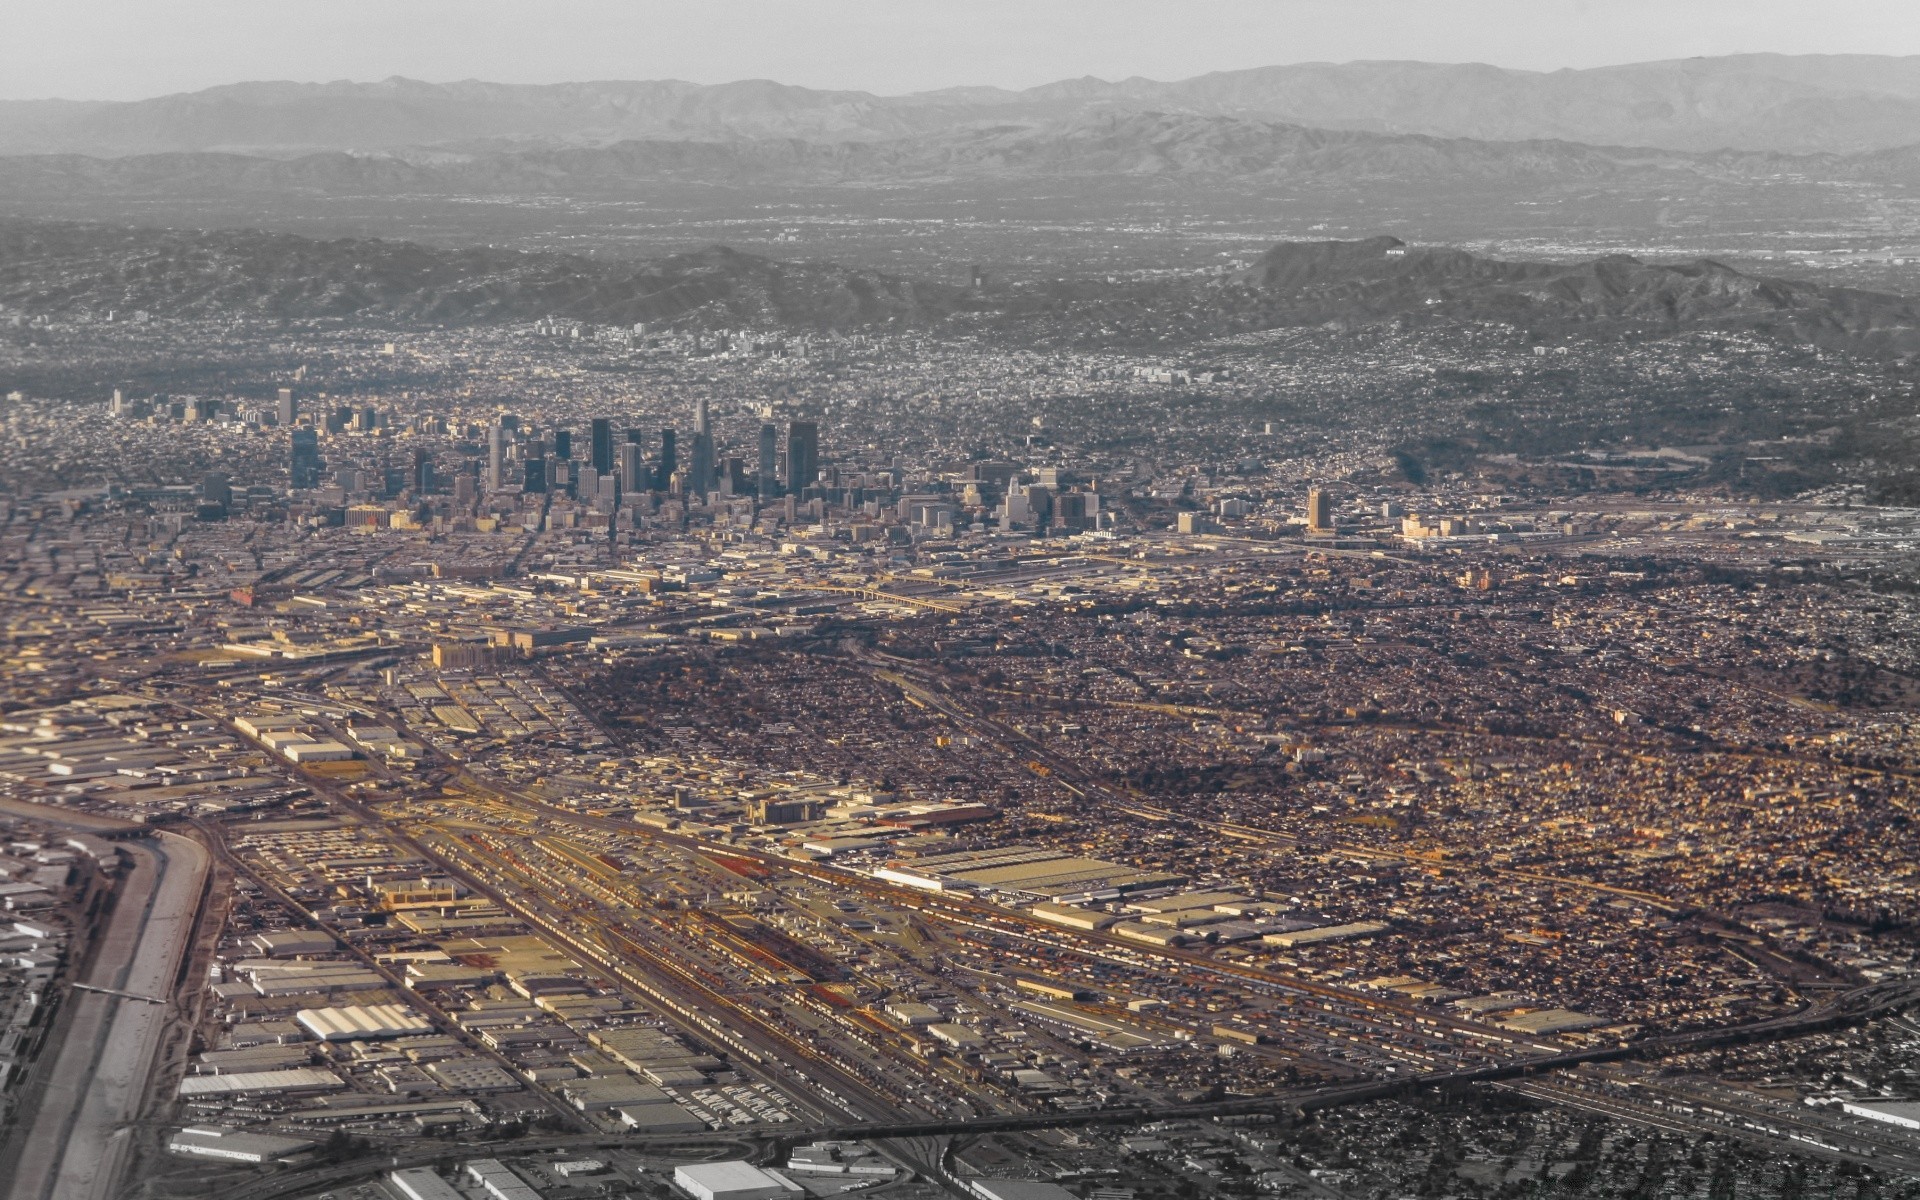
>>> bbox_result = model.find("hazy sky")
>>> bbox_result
[6,0,1918,101]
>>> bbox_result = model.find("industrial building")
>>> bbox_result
[165,1126,313,1163]
[176,1068,345,1098]
[388,1167,467,1200]
[673,1160,804,1200]
[294,1003,436,1041]
[1841,1100,1920,1131]
[1260,921,1390,948]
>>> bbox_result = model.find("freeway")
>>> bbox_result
[217,970,1920,1200]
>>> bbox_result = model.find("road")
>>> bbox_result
[3,831,209,1200]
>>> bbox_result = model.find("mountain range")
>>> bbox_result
[5,54,1920,159]
[3,111,1918,204]
[5,220,1916,357]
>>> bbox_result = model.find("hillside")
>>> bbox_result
[0,221,955,328]
[6,55,1920,158]
[974,236,1920,357]
[3,221,1915,357]
[1223,237,1920,354]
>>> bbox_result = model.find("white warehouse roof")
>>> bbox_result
[295,1003,435,1041]
[177,1068,344,1097]
[674,1161,802,1200]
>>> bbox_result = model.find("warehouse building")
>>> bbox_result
[295,1003,436,1041]
[463,1159,543,1200]
[1260,921,1389,948]
[177,1068,345,1099]
[1842,1100,1920,1130]
[388,1167,467,1200]
[165,1126,314,1163]
[674,1161,803,1200]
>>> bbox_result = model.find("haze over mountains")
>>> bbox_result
[8,112,1920,202]
[5,54,1920,159]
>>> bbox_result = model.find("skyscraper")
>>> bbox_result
[757,422,779,498]
[290,429,322,489]
[590,418,614,474]
[488,424,507,491]
[552,430,572,461]
[412,449,433,494]
[689,432,714,501]
[523,457,547,493]
[786,421,819,496]
[619,442,648,495]
[687,399,715,499]
[1306,488,1334,533]
[657,430,676,490]
[275,387,296,427]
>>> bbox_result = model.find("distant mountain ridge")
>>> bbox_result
[6,111,1920,202]
[6,54,1920,157]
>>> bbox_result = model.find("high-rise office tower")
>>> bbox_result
[619,442,648,495]
[290,429,322,489]
[577,466,600,501]
[523,457,547,493]
[201,471,232,510]
[488,425,506,491]
[553,430,572,461]
[276,388,296,426]
[412,449,433,494]
[657,430,677,491]
[1306,488,1333,533]
[786,421,819,495]
[687,399,715,498]
[689,432,714,501]
[590,418,614,474]
[757,423,779,498]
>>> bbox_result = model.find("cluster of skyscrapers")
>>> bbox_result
[287,395,821,509]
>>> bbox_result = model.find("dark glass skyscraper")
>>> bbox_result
[758,423,779,498]
[590,418,614,474]
[786,421,819,495]
[658,429,676,489]
[619,443,648,495]
[552,430,572,461]
[290,429,322,489]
